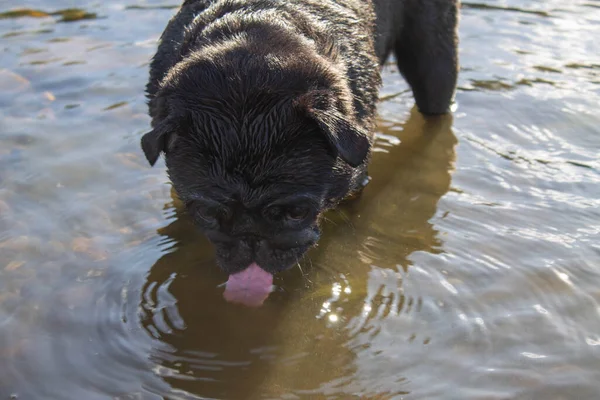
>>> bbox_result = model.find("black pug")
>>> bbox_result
[141,0,458,302]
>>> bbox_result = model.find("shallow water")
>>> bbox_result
[1,0,599,399]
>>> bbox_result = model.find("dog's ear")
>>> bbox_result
[295,90,370,168]
[141,117,178,166]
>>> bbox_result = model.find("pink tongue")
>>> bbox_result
[223,263,274,307]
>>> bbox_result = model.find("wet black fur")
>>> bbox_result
[142,0,459,275]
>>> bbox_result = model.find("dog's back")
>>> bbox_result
[148,0,458,119]
[147,0,382,127]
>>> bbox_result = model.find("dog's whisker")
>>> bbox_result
[296,259,313,284]
[323,216,338,226]
[303,258,314,284]
[335,209,356,230]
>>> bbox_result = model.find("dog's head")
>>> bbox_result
[141,42,372,275]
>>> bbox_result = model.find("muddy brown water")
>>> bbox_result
[1,1,599,399]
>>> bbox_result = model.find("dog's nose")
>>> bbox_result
[239,235,263,251]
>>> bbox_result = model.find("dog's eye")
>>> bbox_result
[185,200,231,228]
[265,205,309,223]
[286,206,309,221]
[216,207,232,223]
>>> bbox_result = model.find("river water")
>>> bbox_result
[1,1,599,399]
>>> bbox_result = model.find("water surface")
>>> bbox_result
[1,1,599,399]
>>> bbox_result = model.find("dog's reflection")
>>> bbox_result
[140,108,457,399]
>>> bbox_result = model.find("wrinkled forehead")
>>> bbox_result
[169,105,337,202]
[219,180,325,209]
[210,153,333,200]
[171,143,334,205]
[200,126,334,178]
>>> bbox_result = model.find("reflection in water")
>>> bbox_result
[139,110,456,398]
[0,8,97,23]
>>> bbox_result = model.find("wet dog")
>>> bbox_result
[141,0,459,301]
